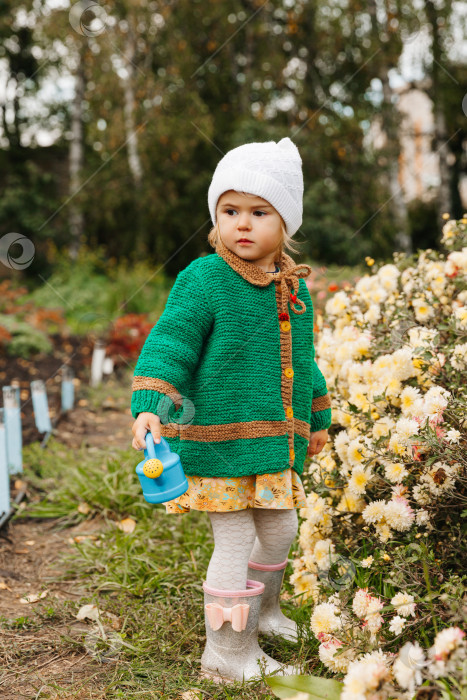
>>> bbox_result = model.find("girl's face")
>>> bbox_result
[216,190,283,270]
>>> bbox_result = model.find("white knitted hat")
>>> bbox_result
[208,137,303,237]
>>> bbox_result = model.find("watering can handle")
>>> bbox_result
[144,432,157,459]
[144,432,169,460]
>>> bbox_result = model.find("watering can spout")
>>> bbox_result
[135,432,189,504]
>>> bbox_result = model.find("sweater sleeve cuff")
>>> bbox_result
[310,393,332,432]
[131,389,177,421]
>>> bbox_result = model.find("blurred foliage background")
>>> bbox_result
[0,0,466,288]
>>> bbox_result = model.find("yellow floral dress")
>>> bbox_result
[165,468,307,514]
[164,264,308,515]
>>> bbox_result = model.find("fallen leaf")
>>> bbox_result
[105,611,122,630]
[14,480,26,490]
[0,580,12,591]
[15,549,29,555]
[24,540,35,546]
[20,590,49,604]
[117,517,136,533]
[73,535,98,543]
[180,692,203,700]
[77,503,91,515]
[76,604,101,622]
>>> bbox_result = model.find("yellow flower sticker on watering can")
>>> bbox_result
[135,433,189,504]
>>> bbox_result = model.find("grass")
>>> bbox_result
[6,434,326,699]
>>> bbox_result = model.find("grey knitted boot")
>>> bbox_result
[247,559,298,643]
[199,578,299,683]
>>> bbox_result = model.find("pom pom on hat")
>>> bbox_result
[208,137,304,237]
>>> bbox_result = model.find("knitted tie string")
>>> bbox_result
[275,263,312,315]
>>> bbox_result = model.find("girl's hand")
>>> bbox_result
[307,428,328,457]
[131,412,162,451]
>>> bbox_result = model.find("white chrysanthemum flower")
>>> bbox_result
[392,347,418,380]
[389,615,406,634]
[384,460,408,483]
[360,648,392,667]
[400,386,422,415]
[318,637,355,673]
[374,523,392,543]
[377,263,400,290]
[444,428,461,443]
[393,642,425,691]
[395,416,420,440]
[360,556,373,568]
[385,498,415,531]
[388,433,408,456]
[454,305,467,329]
[412,297,435,322]
[310,602,342,636]
[451,342,467,370]
[401,266,416,285]
[365,612,383,635]
[347,437,366,467]
[372,415,394,438]
[349,384,371,412]
[363,303,381,324]
[408,326,437,350]
[326,290,350,317]
[352,588,371,618]
[391,592,416,617]
[415,509,430,526]
[290,570,319,602]
[362,500,386,524]
[341,658,390,700]
[441,219,458,242]
[313,539,335,570]
[336,489,366,514]
[423,386,450,417]
[348,465,373,495]
[427,627,466,677]
[366,596,384,615]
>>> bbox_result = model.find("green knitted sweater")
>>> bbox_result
[131,238,332,478]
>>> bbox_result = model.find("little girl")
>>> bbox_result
[131,137,332,684]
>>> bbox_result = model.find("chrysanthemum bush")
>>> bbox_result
[287,217,467,699]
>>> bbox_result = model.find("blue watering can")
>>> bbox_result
[135,433,189,504]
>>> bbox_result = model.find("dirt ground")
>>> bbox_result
[0,360,135,698]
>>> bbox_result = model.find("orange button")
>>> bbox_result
[284,367,294,378]
[280,321,291,332]
[286,406,294,418]
[290,449,295,460]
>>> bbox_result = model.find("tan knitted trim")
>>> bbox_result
[160,418,311,443]
[132,376,184,410]
[274,283,295,465]
[161,420,286,441]
[294,417,311,442]
[312,393,331,412]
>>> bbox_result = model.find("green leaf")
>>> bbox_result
[265,674,343,700]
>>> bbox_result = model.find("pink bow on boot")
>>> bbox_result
[205,603,249,632]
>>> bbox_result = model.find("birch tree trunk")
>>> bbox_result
[122,27,143,187]
[69,51,85,261]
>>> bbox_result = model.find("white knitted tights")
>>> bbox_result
[205,508,298,590]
